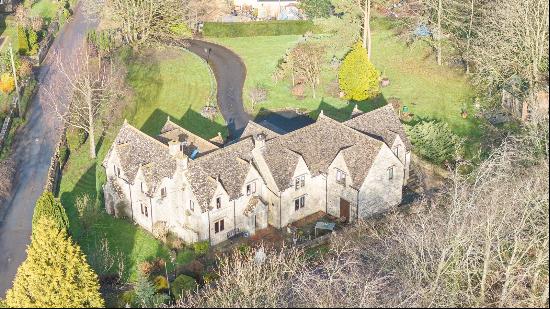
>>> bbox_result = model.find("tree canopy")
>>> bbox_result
[5,218,104,308]
[338,42,380,101]
[32,191,70,232]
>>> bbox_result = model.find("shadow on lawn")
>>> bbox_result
[309,95,389,122]
[140,107,227,140]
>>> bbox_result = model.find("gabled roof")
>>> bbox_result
[344,104,412,151]
[240,120,280,141]
[185,138,255,211]
[156,119,219,157]
[261,113,383,190]
[113,122,177,194]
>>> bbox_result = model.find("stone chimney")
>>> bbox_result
[168,140,181,156]
[253,133,266,151]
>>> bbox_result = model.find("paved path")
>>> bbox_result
[0,6,95,297]
[186,40,250,140]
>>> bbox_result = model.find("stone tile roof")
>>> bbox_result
[344,104,412,151]
[186,138,255,211]
[340,138,383,188]
[262,113,383,190]
[156,119,219,157]
[113,122,177,194]
[240,120,280,141]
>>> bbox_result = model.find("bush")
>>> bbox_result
[153,275,169,293]
[406,120,462,164]
[171,275,197,299]
[0,73,15,95]
[27,29,39,55]
[120,290,136,307]
[202,272,219,285]
[193,241,209,255]
[139,258,165,278]
[32,191,69,232]
[203,20,317,38]
[17,27,30,55]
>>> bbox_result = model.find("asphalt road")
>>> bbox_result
[186,39,250,140]
[0,6,95,297]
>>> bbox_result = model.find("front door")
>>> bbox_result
[339,198,350,223]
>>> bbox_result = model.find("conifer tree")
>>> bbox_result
[32,191,69,232]
[338,42,380,101]
[5,218,104,308]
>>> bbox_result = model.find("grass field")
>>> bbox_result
[30,0,60,23]
[210,18,481,149]
[58,47,214,283]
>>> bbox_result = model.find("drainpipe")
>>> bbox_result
[207,208,211,245]
[356,188,359,222]
[325,173,328,214]
[128,182,134,221]
[149,196,154,232]
[279,192,282,229]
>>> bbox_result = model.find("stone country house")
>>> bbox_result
[102,105,411,245]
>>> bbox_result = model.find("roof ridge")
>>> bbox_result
[191,136,254,163]
[164,119,220,149]
[121,121,172,150]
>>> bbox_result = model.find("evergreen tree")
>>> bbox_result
[32,191,69,232]
[5,218,104,308]
[338,42,380,101]
[406,120,462,164]
[134,273,157,307]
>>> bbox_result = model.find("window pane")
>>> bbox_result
[220,219,225,231]
[215,222,219,233]
[295,199,299,211]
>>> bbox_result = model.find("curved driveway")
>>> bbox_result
[0,5,96,297]
[186,40,250,140]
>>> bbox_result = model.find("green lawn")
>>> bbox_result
[30,0,60,23]
[209,18,481,149]
[59,47,213,283]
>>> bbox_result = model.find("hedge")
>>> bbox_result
[203,20,317,37]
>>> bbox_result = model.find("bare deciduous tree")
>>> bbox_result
[472,0,549,119]
[289,42,325,99]
[46,48,117,159]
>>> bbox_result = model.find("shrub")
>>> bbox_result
[202,272,219,285]
[17,58,33,79]
[152,221,169,242]
[338,42,380,101]
[0,73,15,94]
[139,258,165,278]
[32,191,69,232]
[58,144,70,167]
[153,275,169,293]
[171,275,197,299]
[177,260,204,279]
[406,120,462,164]
[17,27,30,55]
[170,23,192,37]
[193,241,209,255]
[120,290,136,307]
[27,29,39,55]
[203,20,317,38]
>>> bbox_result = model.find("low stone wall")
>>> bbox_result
[43,130,67,196]
[38,22,59,64]
[296,232,332,249]
[0,114,13,153]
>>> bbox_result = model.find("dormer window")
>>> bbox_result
[336,169,346,184]
[394,146,400,157]
[246,182,256,195]
[295,175,305,190]
[161,187,167,198]
[387,166,394,180]
[216,197,222,209]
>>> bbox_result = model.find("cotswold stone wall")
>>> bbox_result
[0,115,12,153]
